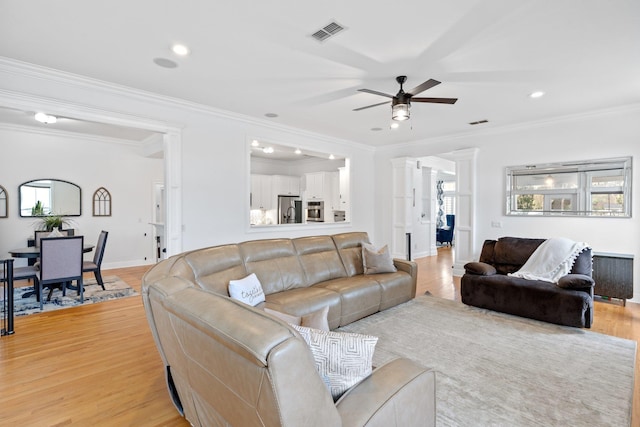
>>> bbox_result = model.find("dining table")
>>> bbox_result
[9,244,95,259]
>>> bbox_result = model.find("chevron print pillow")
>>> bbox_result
[292,324,378,400]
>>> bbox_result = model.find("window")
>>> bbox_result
[506,157,631,217]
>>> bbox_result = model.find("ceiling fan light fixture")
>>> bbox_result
[392,103,410,121]
[34,112,57,124]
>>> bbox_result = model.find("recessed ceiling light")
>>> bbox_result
[265,113,279,118]
[251,140,259,147]
[329,154,335,160]
[153,57,178,68]
[529,91,545,98]
[390,122,400,129]
[171,44,190,56]
[294,148,302,155]
[263,147,274,154]
[34,112,57,124]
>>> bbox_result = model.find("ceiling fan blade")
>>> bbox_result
[353,101,391,111]
[357,88,394,98]
[411,97,458,104]
[407,79,441,96]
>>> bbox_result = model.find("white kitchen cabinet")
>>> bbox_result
[251,174,273,210]
[273,175,300,196]
[305,172,325,200]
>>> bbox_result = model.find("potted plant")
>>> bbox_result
[36,214,72,232]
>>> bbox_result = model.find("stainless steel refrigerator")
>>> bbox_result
[278,195,302,224]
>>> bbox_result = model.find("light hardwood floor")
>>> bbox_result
[1,249,637,426]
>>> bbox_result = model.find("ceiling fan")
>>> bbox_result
[353,76,457,121]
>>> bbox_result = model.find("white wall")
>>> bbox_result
[375,106,640,303]
[0,60,376,263]
[0,127,163,268]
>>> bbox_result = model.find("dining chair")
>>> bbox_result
[37,236,84,310]
[83,230,108,290]
[1,263,41,305]
[35,229,73,248]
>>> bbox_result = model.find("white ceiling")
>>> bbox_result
[1,0,639,146]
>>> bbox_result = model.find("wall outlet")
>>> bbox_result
[491,221,503,228]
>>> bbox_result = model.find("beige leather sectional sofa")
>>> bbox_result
[142,232,436,426]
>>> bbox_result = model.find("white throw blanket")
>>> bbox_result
[508,237,589,283]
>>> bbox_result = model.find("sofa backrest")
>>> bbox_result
[239,238,308,294]
[293,235,348,285]
[145,278,341,427]
[480,237,592,276]
[182,244,247,295]
[332,232,371,277]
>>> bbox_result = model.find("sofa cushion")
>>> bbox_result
[265,306,330,331]
[292,324,378,401]
[332,232,370,277]
[362,243,397,274]
[492,237,545,275]
[239,239,307,294]
[316,276,382,326]
[293,236,347,285]
[183,245,247,295]
[265,287,342,330]
[372,271,416,311]
[228,273,266,306]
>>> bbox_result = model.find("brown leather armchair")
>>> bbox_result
[461,237,595,328]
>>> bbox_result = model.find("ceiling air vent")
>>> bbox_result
[311,21,345,42]
[469,119,489,125]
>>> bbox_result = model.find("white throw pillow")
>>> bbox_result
[362,243,397,274]
[228,273,265,306]
[292,324,378,400]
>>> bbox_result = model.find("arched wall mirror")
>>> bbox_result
[249,139,350,227]
[19,179,82,217]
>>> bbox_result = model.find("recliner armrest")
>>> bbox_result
[556,274,595,289]
[464,262,497,276]
[336,358,435,427]
[393,259,417,278]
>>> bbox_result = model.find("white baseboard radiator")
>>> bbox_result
[592,252,634,306]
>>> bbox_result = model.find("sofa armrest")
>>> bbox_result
[557,274,595,289]
[464,262,497,276]
[393,258,417,277]
[336,358,436,427]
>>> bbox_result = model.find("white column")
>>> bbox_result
[449,148,478,276]
[163,130,183,257]
[390,157,416,259]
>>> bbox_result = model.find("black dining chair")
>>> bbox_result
[37,236,84,310]
[0,263,40,305]
[83,231,108,290]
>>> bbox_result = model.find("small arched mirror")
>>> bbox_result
[19,179,82,217]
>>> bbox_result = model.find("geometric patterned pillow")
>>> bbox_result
[291,324,378,400]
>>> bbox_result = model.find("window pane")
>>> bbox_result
[514,173,578,190]
[515,194,543,210]
[591,193,624,213]
[550,197,572,211]
[591,173,624,187]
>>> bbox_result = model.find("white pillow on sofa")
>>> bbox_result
[362,243,397,274]
[228,273,265,306]
[292,324,378,400]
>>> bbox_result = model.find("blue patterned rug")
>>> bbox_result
[1,275,137,316]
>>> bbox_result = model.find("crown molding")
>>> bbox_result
[0,121,146,147]
[377,102,640,154]
[0,57,373,152]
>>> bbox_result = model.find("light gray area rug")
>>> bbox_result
[339,296,636,427]
[1,275,138,316]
